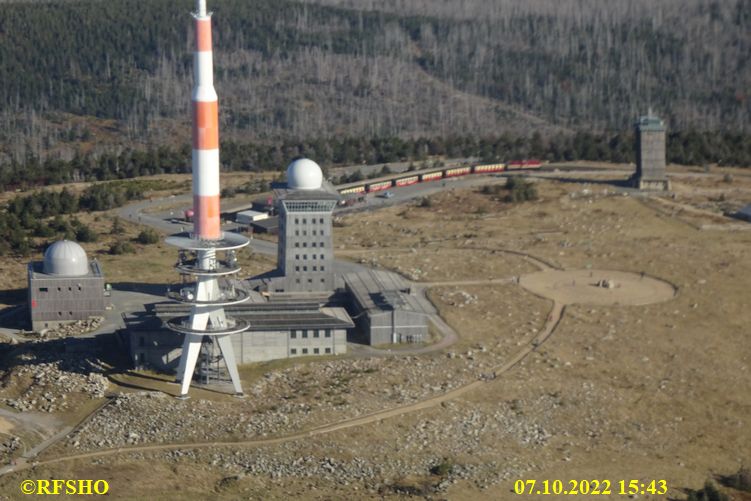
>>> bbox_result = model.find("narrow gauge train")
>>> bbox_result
[337,160,541,198]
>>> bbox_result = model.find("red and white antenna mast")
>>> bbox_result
[166,0,250,398]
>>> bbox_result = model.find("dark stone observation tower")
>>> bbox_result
[633,111,670,191]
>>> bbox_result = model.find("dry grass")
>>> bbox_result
[1,170,750,498]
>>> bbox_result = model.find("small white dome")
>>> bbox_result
[43,240,89,276]
[286,158,323,190]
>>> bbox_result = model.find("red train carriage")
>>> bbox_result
[366,180,393,192]
[444,166,472,178]
[339,185,366,195]
[395,175,419,187]
[420,170,444,182]
[472,163,506,174]
[508,159,542,170]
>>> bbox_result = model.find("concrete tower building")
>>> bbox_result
[274,158,339,293]
[28,240,105,332]
[165,0,250,398]
[634,111,670,191]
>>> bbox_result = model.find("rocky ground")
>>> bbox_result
[63,350,521,453]
[0,341,108,413]
[33,317,103,338]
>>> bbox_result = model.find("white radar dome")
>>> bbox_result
[286,158,323,190]
[43,240,89,276]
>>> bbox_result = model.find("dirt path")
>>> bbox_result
[0,299,564,475]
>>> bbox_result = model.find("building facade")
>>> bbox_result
[274,159,339,293]
[28,240,106,332]
[344,270,429,346]
[634,112,670,191]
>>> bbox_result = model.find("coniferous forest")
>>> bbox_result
[0,0,749,181]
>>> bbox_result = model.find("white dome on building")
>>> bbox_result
[286,158,323,190]
[43,240,89,276]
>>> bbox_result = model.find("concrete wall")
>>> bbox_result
[355,309,429,346]
[277,202,336,293]
[128,328,347,371]
[29,269,106,331]
[636,129,667,182]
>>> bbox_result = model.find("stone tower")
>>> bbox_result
[633,111,670,191]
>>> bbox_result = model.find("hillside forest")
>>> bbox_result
[0,0,749,183]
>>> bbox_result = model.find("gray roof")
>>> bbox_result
[29,259,103,279]
[150,302,353,331]
[344,270,424,314]
[273,179,340,201]
[636,114,665,132]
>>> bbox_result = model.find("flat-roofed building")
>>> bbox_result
[344,270,429,345]
[28,240,106,332]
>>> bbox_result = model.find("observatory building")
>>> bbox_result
[271,158,338,293]
[633,112,670,191]
[27,240,106,332]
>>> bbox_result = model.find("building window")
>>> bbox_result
[320,242,324,247]
[320,218,324,224]
[295,254,300,260]
[325,329,331,338]
[295,230,299,236]
[303,254,307,260]
[296,279,301,284]
[312,254,317,260]
[39,287,48,292]
[58,312,62,316]
[312,266,317,271]
[314,348,320,354]
[302,230,306,236]
[291,348,297,355]
[308,278,313,283]
[57,287,62,292]
[320,254,324,260]
[295,266,300,272]
[320,278,325,283]
[68,287,72,291]
[303,242,307,247]
[291,331,297,339]
[312,229,317,236]
[302,331,308,339]
[312,242,317,248]
[302,218,307,224]
[295,218,299,224]
[314,330,320,338]
[320,230,324,236]
[325,347,331,354]
[294,242,299,248]
[302,348,308,354]
[303,266,307,271]
[320,266,325,271]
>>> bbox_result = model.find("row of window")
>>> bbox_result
[291,329,331,339]
[38,286,83,292]
[291,347,331,355]
[295,278,326,284]
[293,242,326,248]
[294,217,326,225]
[295,265,325,272]
[294,229,324,236]
[295,254,325,261]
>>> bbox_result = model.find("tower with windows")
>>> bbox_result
[633,111,670,191]
[275,158,338,293]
